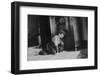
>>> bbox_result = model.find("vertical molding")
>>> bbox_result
[70,17,79,50]
[65,17,69,30]
[49,17,56,35]
[81,18,87,40]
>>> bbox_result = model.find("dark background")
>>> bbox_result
[28,15,88,51]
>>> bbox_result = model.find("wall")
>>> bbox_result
[28,15,39,47]
[0,0,100,76]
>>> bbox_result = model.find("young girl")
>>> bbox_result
[46,30,66,54]
[39,30,66,55]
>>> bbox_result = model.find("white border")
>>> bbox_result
[20,6,95,70]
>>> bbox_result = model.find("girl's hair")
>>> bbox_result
[58,29,67,36]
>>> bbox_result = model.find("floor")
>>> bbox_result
[27,47,82,61]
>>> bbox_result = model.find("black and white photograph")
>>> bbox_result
[27,15,88,61]
[11,1,97,74]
